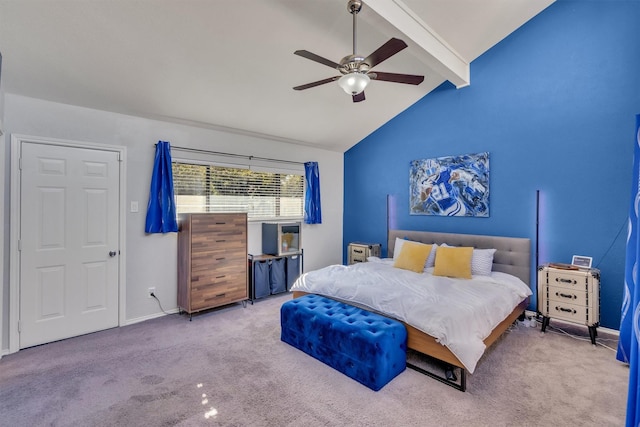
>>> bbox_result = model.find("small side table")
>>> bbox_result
[347,242,381,265]
[537,263,600,344]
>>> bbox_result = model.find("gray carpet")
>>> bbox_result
[0,293,628,426]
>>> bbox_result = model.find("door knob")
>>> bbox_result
[109,251,117,257]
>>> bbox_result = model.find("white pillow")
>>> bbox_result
[439,243,496,276]
[471,248,496,276]
[392,237,406,260]
[424,244,438,268]
[393,237,437,270]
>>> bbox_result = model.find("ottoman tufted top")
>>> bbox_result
[286,294,402,334]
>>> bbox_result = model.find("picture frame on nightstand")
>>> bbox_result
[571,255,592,268]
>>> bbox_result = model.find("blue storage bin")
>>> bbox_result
[269,257,286,294]
[253,260,270,299]
[286,255,301,291]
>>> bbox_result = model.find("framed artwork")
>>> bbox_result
[410,152,490,217]
[571,255,592,268]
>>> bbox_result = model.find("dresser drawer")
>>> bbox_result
[546,269,596,292]
[348,242,381,265]
[349,249,367,264]
[542,301,598,325]
[191,247,246,271]
[191,230,246,250]
[546,285,588,306]
[190,279,247,311]
[190,264,245,280]
[191,213,246,233]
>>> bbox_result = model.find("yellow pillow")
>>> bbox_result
[433,246,474,279]
[393,241,433,273]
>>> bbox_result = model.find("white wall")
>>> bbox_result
[1,94,344,353]
[0,65,5,355]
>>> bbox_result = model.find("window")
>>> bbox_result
[172,161,304,220]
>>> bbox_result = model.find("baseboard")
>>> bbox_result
[0,311,179,357]
[525,309,619,336]
[125,308,179,326]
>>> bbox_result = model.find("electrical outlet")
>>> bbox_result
[148,287,156,298]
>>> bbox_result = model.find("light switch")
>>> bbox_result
[130,201,139,213]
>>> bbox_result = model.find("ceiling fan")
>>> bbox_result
[293,0,424,103]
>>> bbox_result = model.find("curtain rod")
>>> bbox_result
[156,143,306,166]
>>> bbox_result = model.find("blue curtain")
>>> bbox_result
[145,141,179,233]
[304,161,322,224]
[618,114,640,427]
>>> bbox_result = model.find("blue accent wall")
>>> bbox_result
[343,0,640,330]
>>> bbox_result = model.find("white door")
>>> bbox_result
[19,142,120,348]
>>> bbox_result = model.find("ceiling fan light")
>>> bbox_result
[338,72,370,95]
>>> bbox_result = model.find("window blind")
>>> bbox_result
[172,161,304,220]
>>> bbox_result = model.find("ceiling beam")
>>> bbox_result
[364,0,470,88]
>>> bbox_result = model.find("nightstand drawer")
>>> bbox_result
[546,285,588,306]
[348,242,381,265]
[544,301,594,325]
[350,252,367,264]
[546,269,596,292]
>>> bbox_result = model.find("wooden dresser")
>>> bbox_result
[177,213,248,318]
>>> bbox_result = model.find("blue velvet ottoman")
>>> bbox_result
[280,294,407,391]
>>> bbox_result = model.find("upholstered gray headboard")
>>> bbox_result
[388,229,531,286]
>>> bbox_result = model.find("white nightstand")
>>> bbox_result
[347,242,381,265]
[537,263,600,344]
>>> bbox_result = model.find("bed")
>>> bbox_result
[290,229,532,391]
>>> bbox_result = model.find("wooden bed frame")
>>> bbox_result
[293,229,531,391]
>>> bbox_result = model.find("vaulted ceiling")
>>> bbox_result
[0,0,554,152]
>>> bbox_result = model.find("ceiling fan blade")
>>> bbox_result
[352,92,365,103]
[294,50,340,70]
[369,71,424,85]
[293,76,340,91]
[364,38,408,68]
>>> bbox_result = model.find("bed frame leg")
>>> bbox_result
[406,361,467,392]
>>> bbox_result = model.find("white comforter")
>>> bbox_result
[289,258,532,373]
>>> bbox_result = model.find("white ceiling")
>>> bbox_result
[0,0,553,152]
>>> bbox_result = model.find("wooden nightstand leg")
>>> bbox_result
[541,316,550,333]
[588,325,597,345]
